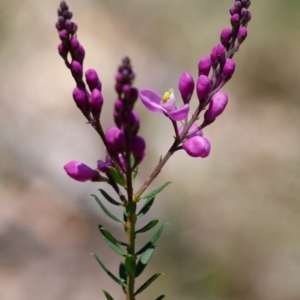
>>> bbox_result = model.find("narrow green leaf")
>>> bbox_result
[119,262,127,284]
[135,246,155,277]
[92,194,124,224]
[126,202,137,216]
[141,181,172,200]
[99,227,127,256]
[135,219,159,234]
[136,224,168,256]
[99,226,128,246]
[108,167,125,187]
[159,155,162,163]
[137,196,155,218]
[91,253,126,287]
[123,212,128,232]
[99,189,122,206]
[155,294,169,300]
[103,290,114,300]
[125,254,136,274]
[130,155,135,167]
[134,272,164,296]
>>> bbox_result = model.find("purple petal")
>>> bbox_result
[140,89,166,113]
[168,104,190,121]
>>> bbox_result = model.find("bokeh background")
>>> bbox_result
[1,1,300,299]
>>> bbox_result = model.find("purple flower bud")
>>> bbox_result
[65,19,72,32]
[64,161,99,182]
[220,28,232,46]
[229,6,237,15]
[114,98,124,113]
[71,60,83,77]
[241,7,247,17]
[76,45,85,63]
[60,1,69,11]
[244,11,252,24]
[198,56,212,76]
[216,44,226,59]
[196,75,211,100]
[183,136,211,158]
[58,43,68,59]
[71,22,78,34]
[70,37,79,49]
[55,21,62,31]
[237,27,248,43]
[223,58,236,77]
[122,84,131,94]
[105,126,125,152]
[97,159,113,174]
[231,14,240,27]
[204,92,228,122]
[235,1,242,12]
[89,88,103,112]
[72,87,86,106]
[210,46,218,64]
[123,111,140,135]
[85,69,102,91]
[178,72,195,104]
[59,29,68,41]
[131,135,146,160]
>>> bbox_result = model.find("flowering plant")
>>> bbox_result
[55,1,251,299]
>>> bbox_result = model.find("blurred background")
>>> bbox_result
[1,1,300,299]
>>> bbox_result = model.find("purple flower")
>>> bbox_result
[89,88,103,112]
[140,89,189,121]
[196,75,211,100]
[204,92,228,122]
[182,136,211,158]
[64,161,99,182]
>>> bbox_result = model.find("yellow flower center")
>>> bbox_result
[162,89,174,103]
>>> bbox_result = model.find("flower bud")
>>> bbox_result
[70,37,79,49]
[230,14,240,27]
[220,28,232,46]
[216,44,226,61]
[64,161,99,182]
[89,88,103,111]
[72,87,86,106]
[58,43,68,59]
[105,126,125,152]
[123,111,140,135]
[71,60,83,77]
[198,56,211,76]
[76,45,85,63]
[223,58,236,77]
[229,6,237,15]
[59,29,68,41]
[85,69,102,91]
[178,72,194,104]
[183,136,211,158]
[131,135,146,164]
[204,92,228,122]
[196,75,211,100]
[237,27,248,43]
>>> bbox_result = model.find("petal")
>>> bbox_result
[168,104,190,121]
[140,89,166,113]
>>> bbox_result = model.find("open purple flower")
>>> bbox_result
[140,89,189,121]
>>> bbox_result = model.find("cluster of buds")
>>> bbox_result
[140,0,251,157]
[56,1,144,183]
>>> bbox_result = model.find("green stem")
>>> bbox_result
[126,212,136,300]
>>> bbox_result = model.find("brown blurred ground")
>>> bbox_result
[1,1,300,300]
